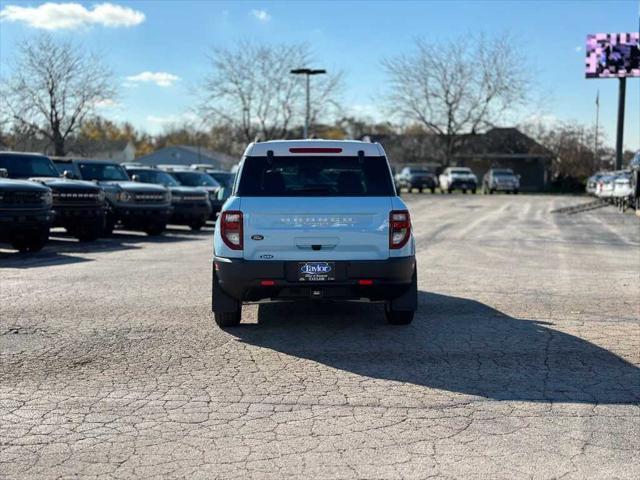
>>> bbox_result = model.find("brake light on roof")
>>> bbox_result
[221,210,243,250]
[288,147,343,154]
[389,210,411,249]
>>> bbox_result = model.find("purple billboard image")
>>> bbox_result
[585,32,640,79]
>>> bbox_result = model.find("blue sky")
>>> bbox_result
[0,0,638,150]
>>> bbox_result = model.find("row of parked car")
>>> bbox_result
[586,152,640,212]
[394,166,521,194]
[0,151,235,252]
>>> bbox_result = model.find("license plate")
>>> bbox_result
[298,262,335,282]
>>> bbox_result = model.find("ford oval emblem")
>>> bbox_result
[251,234,264,241]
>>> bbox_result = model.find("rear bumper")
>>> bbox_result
[213,255,416,303]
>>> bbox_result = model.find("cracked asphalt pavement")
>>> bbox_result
[1,194,639,479]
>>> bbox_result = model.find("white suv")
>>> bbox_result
[212,140,417,327]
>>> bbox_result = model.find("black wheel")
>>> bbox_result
[513,190,519,195]
[447,189,452,194]
[11,228,48,253]
[385,303,414,325]
[430,187,435,194]
[103,217,116,236]
[214,307,242,327]
[418,187,423,193]
[74,221,103,242]
[462,189,467,194]
[440,188,445,194]
[471,189,476,194]
[145,223,166,236]
[190,221,204,231]
[489,189,494,195]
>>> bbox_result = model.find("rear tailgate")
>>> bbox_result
[241,197,393,261]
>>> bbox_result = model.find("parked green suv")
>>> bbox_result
[54,159,172,236]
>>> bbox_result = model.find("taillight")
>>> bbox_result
[389,210,411,249]
[221,210,243,250]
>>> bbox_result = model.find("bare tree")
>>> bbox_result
[199,41,342,142]
[0,34,116,156]
[382,34,529,165]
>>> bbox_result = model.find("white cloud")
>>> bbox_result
[94,98,119,108]
[126,71,180,87]
[0,2,145,30]
[575,46,582,52]
[250,9,271,22]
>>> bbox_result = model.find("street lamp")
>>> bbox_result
[290,68,326,139]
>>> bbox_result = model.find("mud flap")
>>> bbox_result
[390,265,417,311]
[212,268,240,313]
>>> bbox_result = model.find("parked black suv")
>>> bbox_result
[55,159,172,236]
[0,169,53,252]
[396,167,438,193]
[0,152,106,241]
[125,167,211,230]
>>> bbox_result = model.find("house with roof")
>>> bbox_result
[135,145,237,169]
[452,128,553,192]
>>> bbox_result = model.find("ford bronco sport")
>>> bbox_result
[212,140,417,327]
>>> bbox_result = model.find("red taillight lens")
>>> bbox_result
[389,210,411,249]
[221,210,243,250]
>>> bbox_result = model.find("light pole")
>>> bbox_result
[290,68,326,139]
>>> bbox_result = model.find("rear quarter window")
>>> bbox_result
[236,156,395,197]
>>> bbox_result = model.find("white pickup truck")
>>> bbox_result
[438,167,478,194]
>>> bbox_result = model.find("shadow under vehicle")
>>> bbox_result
[0,169,53,252]
[1,152,106,241]
[231,291,640,405]
[124,166,211,231]
[54,159,172,236]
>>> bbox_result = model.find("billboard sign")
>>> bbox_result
[585,32,640,79]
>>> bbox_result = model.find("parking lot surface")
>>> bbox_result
[1,194,639,479]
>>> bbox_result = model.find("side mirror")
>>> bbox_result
[131,174,140,182]
[62,170,74,179]
[0,168,8,178]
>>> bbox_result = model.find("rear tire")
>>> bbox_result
[430,187,435,194]
[418,187,423,193]
[471,189,476,194]
[385,304,414,325]
[214,307,242,327]
[190,221,204,231]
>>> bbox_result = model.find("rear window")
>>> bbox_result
[236,156,395,197]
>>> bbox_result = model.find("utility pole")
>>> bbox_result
[594,90,599,167]
[615,77,626,170]
[290,68,326,139]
